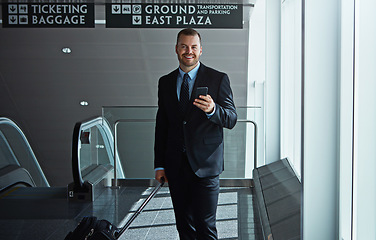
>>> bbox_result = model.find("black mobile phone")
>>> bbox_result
[194,87,208,99]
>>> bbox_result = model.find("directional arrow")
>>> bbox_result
[10,6,17,13]
[10,16,17,23]
[133,16,141,25]
[112,5,121,14]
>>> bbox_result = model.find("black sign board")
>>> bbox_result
[106,4,243,29]
[2,3,94,28]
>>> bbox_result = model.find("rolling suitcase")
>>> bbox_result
[65,179,165,240]
[64,216,118,240]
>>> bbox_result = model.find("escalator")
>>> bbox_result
[0,117,49,197]
[0,116,136,239]
[0,116,124,201]
[68,116,125,201]
[0,115,128,206]
[0,117,68,224]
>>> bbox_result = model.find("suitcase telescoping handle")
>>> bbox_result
[115,177,165,238]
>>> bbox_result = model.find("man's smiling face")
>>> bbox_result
[175,34,202,72]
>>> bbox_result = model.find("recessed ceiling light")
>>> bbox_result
[80,101,89,106]
[62,47,72,54]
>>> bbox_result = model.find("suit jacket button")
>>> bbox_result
[183,121,187,125]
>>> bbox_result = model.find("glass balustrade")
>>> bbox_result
[102,106,262,180]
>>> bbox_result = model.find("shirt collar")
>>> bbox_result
[178,62,200,80]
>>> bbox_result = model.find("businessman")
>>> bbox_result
[154,28,237,240]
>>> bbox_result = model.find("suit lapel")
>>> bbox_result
[167,69,179,114]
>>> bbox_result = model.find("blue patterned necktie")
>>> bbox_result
[179,73,190,115]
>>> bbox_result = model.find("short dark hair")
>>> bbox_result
[176,28,202,45]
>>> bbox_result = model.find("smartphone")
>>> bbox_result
[194,87,208,99]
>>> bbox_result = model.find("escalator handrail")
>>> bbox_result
[0,181,34,194]
[72,121,84,189]
[72,116,125,190]
[0,117,49,187]
[0,164,36,193]
[72,117,108,189]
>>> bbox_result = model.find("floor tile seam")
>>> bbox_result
[128,207,174,214]
[143,193,170,239]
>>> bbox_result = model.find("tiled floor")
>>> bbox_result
[0,186,262,240]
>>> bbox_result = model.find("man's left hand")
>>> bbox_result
[193,94,215,114]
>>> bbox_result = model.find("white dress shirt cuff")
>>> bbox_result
[206,104,216,118]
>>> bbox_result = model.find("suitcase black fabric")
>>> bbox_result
[65,216,118,240]
[65,178,165,240]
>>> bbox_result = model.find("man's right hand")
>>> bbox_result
[155,169,168,183]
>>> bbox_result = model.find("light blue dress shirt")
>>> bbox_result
[176,62,200,100]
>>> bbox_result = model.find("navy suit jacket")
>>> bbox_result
[154,63,237,179]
